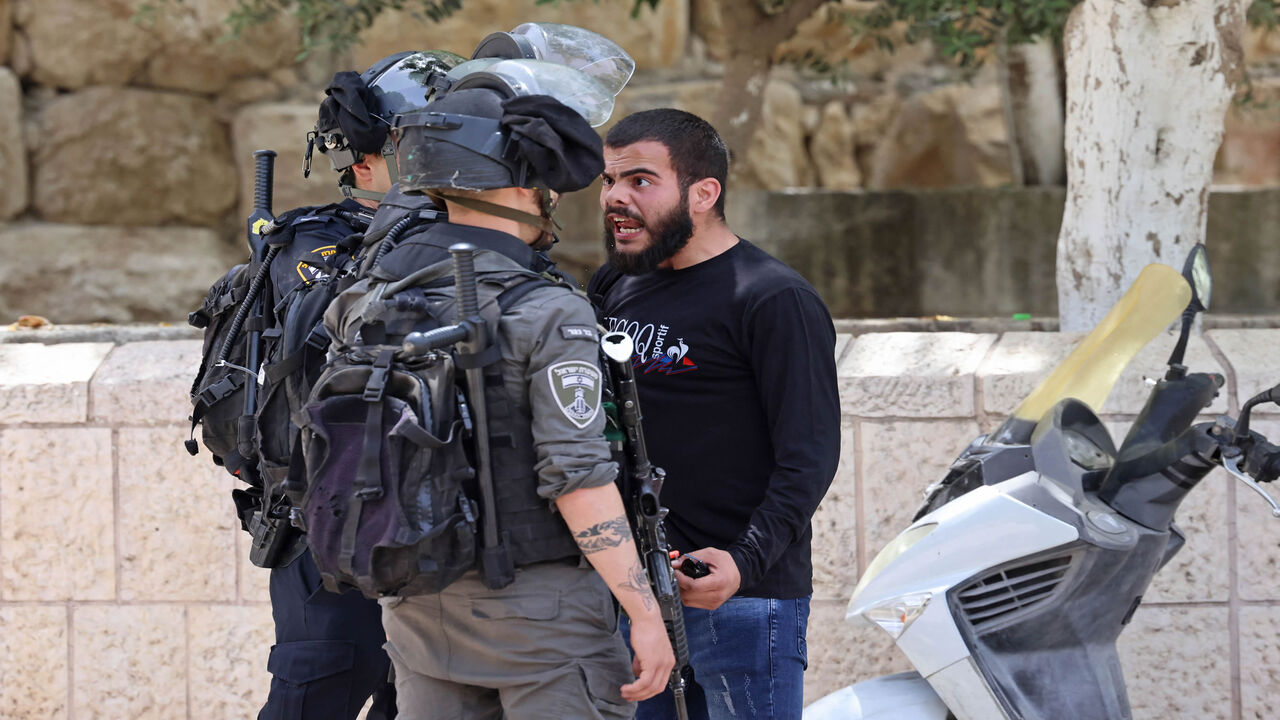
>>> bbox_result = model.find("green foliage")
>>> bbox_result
[136,0,462,56]
[138,0,1280,64]
[532,0,661,21]
[1249,0,1279,32]
[231,0,464,56]
[847,0,1078,67]
[835,0,1280,68]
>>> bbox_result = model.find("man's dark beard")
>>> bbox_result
[604,193,693,275]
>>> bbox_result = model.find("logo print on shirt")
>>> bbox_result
[604,316,699,376]
[637,337,697,375]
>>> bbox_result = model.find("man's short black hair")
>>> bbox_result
[604,109,729,219]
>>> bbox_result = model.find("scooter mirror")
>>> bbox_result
[1181,243,1211,313]
[1164,243,1211,376]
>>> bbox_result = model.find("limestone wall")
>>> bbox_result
[1,328,1277,718]
[4,1,1280,324]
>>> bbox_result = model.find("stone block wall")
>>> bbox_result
[1,327,1278,718]
[4,1,1280,325]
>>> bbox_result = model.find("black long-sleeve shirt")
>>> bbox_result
[589,239,841,599]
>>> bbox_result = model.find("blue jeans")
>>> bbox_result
[622,596,810,720]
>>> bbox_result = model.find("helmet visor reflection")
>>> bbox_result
[451,59,616,127]
[508,23,635,97]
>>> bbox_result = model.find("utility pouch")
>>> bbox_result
[298,358,478,597]
[248,502,304,569]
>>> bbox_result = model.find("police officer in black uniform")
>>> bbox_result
[246,51,461,720]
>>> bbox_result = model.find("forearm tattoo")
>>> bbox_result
[573,516,633,555]
[617,558,656,613]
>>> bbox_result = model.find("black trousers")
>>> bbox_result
[259,550,396,720]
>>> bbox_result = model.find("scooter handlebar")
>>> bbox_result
[1245,437,1280,483]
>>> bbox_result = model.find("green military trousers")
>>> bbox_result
[381,561,635,719]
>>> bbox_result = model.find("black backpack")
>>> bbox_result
[187,203,370,556]
[187,259,268,480]
[288,236,557,598]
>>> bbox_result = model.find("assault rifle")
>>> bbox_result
[599,331,708,720]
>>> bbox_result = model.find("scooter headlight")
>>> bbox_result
[852,523,938,599]
[861,592,932,639]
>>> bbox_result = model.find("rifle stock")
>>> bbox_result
[600,331,694,720]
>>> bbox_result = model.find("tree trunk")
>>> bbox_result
[1056,0,1245,331]
[1001,38,1066,186]
[711,0,830,177]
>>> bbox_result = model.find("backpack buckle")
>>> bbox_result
[363,349,395,402]
[355,486,384,500]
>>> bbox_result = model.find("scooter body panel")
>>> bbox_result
[802,672,948,720]
[851,480,1079,611]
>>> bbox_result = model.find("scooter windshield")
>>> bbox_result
[991,263,1191,444]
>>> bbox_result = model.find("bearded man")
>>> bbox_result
[587,109,842,720]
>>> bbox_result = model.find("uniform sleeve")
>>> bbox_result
[509,289,619,502]
[726,286,841,589]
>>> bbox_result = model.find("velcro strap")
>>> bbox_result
[263,350,306,385]
[304,323,329,350]
[456,344,501,370]
[363,349,395,402]
[262,323,326,385]
[339,494,365,577]
[496,277,553,311]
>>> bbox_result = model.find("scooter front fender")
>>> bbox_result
[803,672,949,720]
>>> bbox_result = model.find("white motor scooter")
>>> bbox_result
[805,246,1280,720]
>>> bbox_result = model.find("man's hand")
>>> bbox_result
[621,614,675,702]
[674,546,740,610]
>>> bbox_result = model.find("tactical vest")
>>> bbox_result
[352,225,583,570]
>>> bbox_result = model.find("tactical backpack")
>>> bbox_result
[287,232,567,598]
[187,203,370,564]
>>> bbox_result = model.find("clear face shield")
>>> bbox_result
[443,58,616,127]
[470,22,635,97]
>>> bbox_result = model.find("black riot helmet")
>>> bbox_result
[393,60,615,195]
[305,50,465,202]
[390,25,634,245]
[391,72,611,247]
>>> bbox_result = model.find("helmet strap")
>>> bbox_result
[341,184,386,203]
[429,190,561,241]
[337,138,398,204]
[382,139,399,185]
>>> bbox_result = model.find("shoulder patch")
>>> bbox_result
[546,361,601,429]
[559,325,599,342]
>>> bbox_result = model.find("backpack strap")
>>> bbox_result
[262,321,329,385]
[339,347,395,579]
[453,276,556,371]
